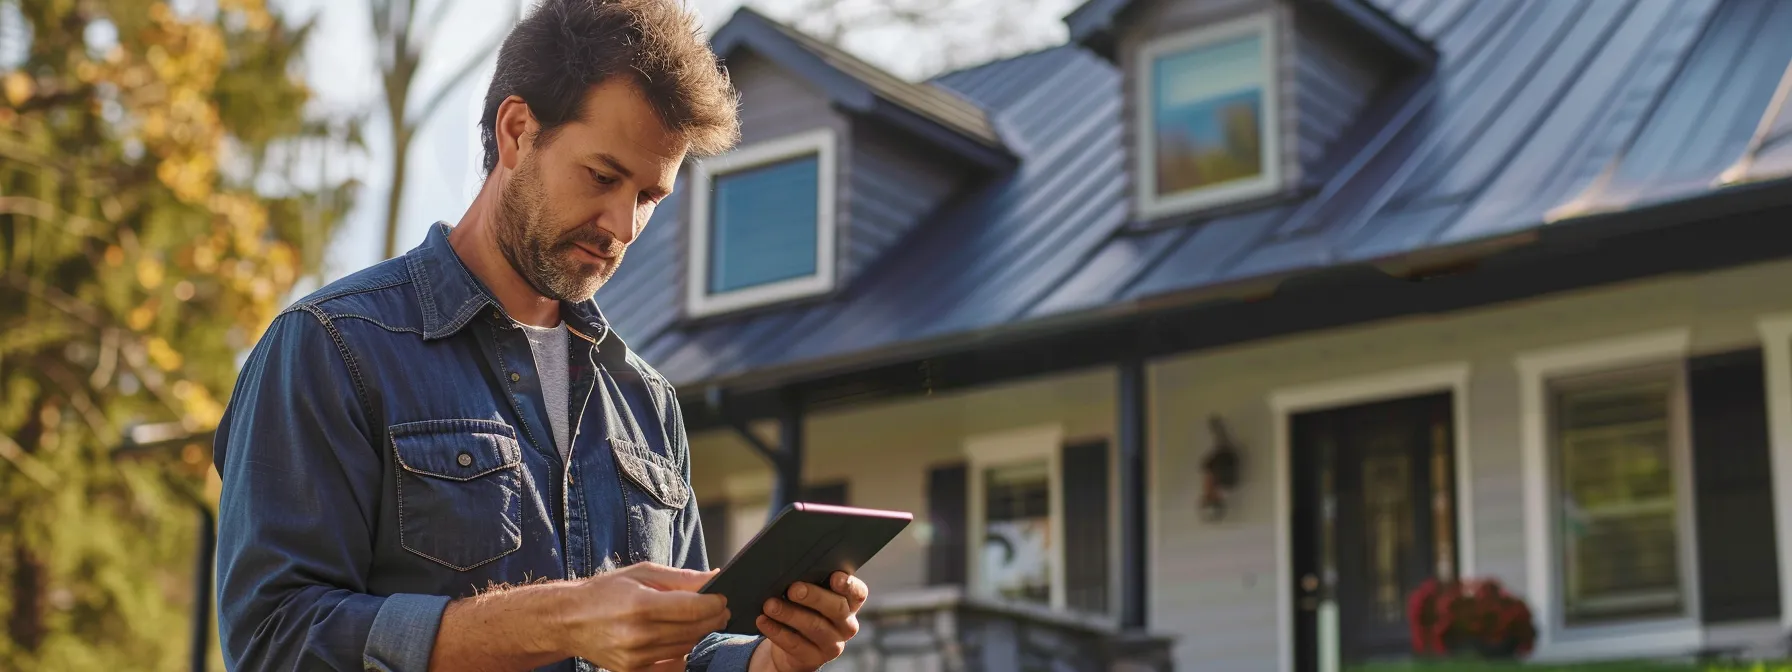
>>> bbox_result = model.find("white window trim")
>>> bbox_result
[1267,362,1474,672]
[964,424,1068,612]
[1755,313,1792,630]
[685,128,838,318]
[1133,11,1283,221]
[1515,329,1704,657]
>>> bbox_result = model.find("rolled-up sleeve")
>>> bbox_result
[659,388,762,672]
[213,306,444,671]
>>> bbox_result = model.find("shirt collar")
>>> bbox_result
[406,221,613,343]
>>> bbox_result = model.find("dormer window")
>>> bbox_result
[1135,13,1281,220]
[686,128,838,317]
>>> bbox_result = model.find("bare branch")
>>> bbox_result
[0,433,59,490]
[1,272,186,420]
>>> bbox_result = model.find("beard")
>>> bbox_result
[493,153,623,303]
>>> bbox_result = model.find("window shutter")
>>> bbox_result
[698,501,731,570]
[801,481,849,506]
[1689,349,1782,622]
[926,463,968,586]
[1063,440,1111,614]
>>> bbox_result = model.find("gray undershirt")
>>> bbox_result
[518,322,572,461]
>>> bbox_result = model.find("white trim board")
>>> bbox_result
[963,424,1069,612]
[1757,313,1792,630]
[1133,11,1284,221]
[1514,328,1703,654]
[1266,362,1475,672]
[685,128,838,317]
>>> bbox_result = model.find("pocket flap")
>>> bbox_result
[611,438,691,509]
[391,419,521,481]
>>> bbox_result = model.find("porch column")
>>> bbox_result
[724,390,806,521]
[771,395,806,515]
[1118,358,1149,630]
[1757,315,1792,629]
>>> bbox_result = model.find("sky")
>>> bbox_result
[272,0,1074,286]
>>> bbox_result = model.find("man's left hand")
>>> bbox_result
[748,571,868,672]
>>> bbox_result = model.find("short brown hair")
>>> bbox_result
[479,0,741,174]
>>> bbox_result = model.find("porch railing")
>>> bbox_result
[828,586,1175,672]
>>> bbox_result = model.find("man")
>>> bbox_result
[212,1,867,670]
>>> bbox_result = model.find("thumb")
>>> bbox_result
[620,562,718,592]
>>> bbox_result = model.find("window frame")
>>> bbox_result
[964,425,1068,611]
[1547,364,1691,626]
[1133,11,1283,221]
[1516,329,1704,656]
[685,128,838,318]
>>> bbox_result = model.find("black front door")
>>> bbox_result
[1292,392,1458,669]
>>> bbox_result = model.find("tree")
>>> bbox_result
[0,0,356,668]
[369,0,516,259]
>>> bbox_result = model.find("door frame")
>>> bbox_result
[1269,362,1475,672]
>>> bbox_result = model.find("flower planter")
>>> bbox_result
[1409,577,1536,660]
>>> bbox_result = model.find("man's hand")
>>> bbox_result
[558,563,732,672]
[749,571,869,672]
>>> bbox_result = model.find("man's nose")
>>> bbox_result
[598,199,638,247]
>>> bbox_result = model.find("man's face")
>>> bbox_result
[496,79,685,303]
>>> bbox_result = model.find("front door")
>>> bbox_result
[1292,392,1458,670]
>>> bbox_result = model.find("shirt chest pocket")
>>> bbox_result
[392,419,524,571]
[610,438,691,565]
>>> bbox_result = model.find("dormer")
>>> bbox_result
[683,9,1013,320]
[1067,0,1435,224]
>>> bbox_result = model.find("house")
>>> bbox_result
[592,0,1792,670]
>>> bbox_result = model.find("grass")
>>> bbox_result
[1350,661,1703,672]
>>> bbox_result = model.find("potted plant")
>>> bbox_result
[1408,577,1537,660]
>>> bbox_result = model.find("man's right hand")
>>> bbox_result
[553,563,731,672]
[429,562,729,672]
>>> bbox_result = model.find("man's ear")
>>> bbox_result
[494,95,537,172]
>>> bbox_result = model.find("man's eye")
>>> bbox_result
[590,170,617,186]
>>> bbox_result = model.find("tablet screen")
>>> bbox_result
[701,503,912,635]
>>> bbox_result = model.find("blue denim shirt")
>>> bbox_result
[214,223,760,671]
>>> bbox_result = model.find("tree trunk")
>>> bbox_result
[7,401,46,653]
[381,125,414,260]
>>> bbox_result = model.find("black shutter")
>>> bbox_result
[1689,349,1782,623]
[1063,440,1111,614]
[698,500,731,570]
[801,481,850,506]
[926,463,968,586]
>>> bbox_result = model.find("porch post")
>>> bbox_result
[771,393,806,515]
[1118,358,1149,630]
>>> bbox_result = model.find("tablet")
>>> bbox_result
[700,502,912,636]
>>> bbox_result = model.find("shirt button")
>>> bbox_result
[509,372,521,383]
[457,453,473,467]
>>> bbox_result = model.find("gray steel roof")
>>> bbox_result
[597,0,1792,390]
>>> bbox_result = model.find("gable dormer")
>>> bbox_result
[1067,0,1434,223]
[683,9,1013,319]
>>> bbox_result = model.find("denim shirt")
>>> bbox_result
[213,223,760,671]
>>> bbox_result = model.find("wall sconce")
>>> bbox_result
[1200,414,1241,522]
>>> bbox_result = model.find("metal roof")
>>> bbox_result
[597,0,1792,390]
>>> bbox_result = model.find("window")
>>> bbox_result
[982,460,1054,604]
[1135,13,1281,220]
[686,129,837,317]
[1550,367,1686,625]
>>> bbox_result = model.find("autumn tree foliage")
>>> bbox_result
[1,0,357,667]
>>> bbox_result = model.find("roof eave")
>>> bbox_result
[1066,0,1437,67]
[711,9,1014,170]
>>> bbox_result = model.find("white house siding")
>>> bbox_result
[682,256,1792,671]
[1150,256,1792,670]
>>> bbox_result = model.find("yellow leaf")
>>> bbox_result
[136,258,165,290]
[105,246,125,267]
[128,304,157,331]
[145,337,183,371]
[3,72,33,106]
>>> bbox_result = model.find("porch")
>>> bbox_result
[684,253,1792,671]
